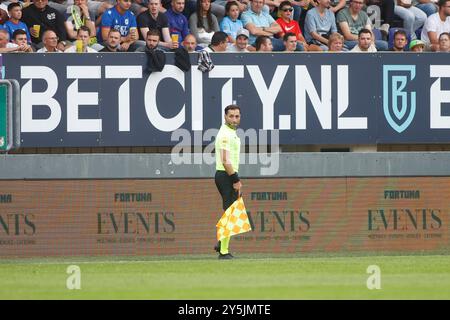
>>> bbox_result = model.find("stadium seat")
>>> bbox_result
[416,28,423,40]
[372,28,383,41]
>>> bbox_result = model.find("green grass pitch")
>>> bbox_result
[1,253,449,299]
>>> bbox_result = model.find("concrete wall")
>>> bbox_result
[1,152,450,179]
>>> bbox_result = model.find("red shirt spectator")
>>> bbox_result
[276,16,303,40]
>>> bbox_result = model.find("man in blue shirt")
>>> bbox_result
[241,0,286,51]
[165,0,190,43]
[4,3,31,44]
[101,0,138,51]
[304,0,338,51]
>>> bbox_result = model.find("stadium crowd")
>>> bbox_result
[0,0,449,53]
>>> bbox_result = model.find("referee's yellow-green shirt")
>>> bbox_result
[215,124,241,173]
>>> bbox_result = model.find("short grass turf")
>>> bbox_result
[0,254,449,299]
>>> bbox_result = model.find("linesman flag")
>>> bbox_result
[216,197,252,241]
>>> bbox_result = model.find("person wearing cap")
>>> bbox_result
[227,28,251,52]
[409,39,426,51]
[220,1,244,43]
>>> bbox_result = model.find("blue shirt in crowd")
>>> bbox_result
[165,8,189,42]
[3,20,31,43]
[220,16,243,41]
[100,6,137,42]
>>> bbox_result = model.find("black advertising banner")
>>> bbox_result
[3,53,450,147]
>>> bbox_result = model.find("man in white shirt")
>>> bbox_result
[0,29,30,53]
[350,28,377,52]
[37,30,63,53]
[421,0,450,50]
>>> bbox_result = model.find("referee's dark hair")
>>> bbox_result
[225,104,241,115]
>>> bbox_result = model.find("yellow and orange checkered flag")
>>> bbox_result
[216,197,252,241]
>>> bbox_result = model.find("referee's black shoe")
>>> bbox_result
[214,241,221,253]
[218,253,233,260]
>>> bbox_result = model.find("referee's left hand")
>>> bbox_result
[233,181,242,196]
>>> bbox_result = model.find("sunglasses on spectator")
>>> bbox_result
[281,7,293,11]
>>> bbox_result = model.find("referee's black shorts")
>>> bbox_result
[215,170,239,211]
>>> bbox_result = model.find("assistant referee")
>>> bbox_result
[214,104,242,260]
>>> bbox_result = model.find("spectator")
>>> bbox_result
[0,29,27,53]
[220,1,244,43]
[0,7,7,25]
[266,0,303,22]
[226,28,251,52]
[64,0,96,43]
[185,0,226,20]
[337,0,388,50]
[366,0,395,37]
[438,31,450,50]
[421,0,450,50]
[202,30,227,52]
[11,29,34,52]
[47,0,112,25]
[255,34,273,51]
[3,2,31,44]
[189,0,219,48]
[409,38,426,50]
[101,0,139,51]
[414,0,438,17]
[394,0,427,39]
[276,0,321,51]
[136,28,162,51]
[22,0,67,48]
[350,28,377,51]
[241,0,283,51]
[99,28,122,52]
[390,28,408,50]
[327,32,344,51]
[64,25,97,52]
[304,0,338,50]
[166,0,190,43]
[283,32,298,51]
[137,0,176,51]
[36,29,63,52]
[329,0,347,13]
[0,29,18,53]
[232,0,251,13]
[183,33,200,51]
